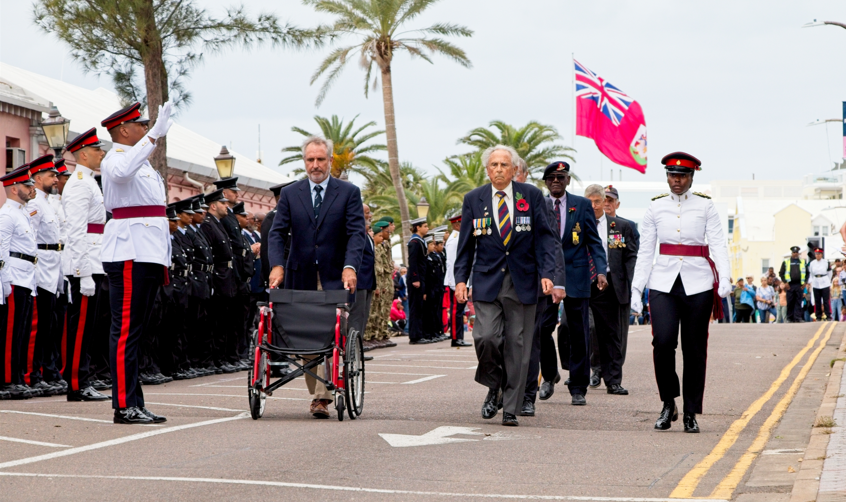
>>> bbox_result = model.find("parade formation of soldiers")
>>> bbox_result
[0,100,737,432]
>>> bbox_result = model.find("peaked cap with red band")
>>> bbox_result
[661,151,701,173]
[101,102,149,130]
[2,164,34,187]
[66,127,104,153]
[815,248,824,254]
[54,158,70,176]
[29,154,57,174]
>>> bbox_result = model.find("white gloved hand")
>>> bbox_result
[80,276,96,297]
[3,281,10,299]
[718,278,732,298]
[630,289,643,315]
[147,101,174,140]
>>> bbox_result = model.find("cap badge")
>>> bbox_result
[676,160,681,165]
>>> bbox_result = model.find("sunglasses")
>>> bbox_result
[544,174,570,181]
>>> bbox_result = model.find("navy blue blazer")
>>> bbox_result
[268,176,366,291]
[358,234,376,291]
[454,182,557,305]
[557,191,606,299]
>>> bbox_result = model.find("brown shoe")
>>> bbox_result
[310,399,330,419]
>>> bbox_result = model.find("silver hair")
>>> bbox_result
[302,135,334,160]
[584,184,605,199]
[481,144,520,167]
[515,157,529,175]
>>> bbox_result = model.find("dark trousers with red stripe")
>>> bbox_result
[104,261,163,410]
[43,281,67,383]
[22,287,57,385]
[446,288,466,341]
[89,277,112,382]
[1,286,34,386]
[63,276,103,391]
[650,275,712,415]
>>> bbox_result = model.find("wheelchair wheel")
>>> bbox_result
[336,394,345,422]
[344,328,365,419]
[248,352,268,420]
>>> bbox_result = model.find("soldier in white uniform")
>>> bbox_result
[0,164,39,400]
[100,101,173,425]
[63,128,110,402]
[631,152,731,433]
[23,155,64,397]
[808,248,832,321]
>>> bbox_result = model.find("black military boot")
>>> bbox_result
[654,400,678,431]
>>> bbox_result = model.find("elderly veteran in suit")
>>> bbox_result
[268,135,366,419]
[454,145,558,426]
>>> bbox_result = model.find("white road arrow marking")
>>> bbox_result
[380,426,490,448]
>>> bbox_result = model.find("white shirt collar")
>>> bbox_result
[598,213,607,225]
[308,176,331,194]
[75,164,95,177]
[491,182,513,200]
[670,190,691,202]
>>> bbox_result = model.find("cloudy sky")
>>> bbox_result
[2,0,846,184]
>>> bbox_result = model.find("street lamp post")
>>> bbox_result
[213,145,236,179]
[803,19,846,30]
[416,196,430,220]
[40,105,70,158]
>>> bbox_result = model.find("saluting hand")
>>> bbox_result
[269,266,284,289]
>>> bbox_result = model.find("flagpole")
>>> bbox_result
[571,52,575,148]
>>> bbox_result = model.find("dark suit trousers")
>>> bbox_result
[42,282,68,383]
[589,275,624,386]
[787,283,804,322]
[813,287,831,321]
[524,295,560,402]
[473,271,535,416]
[187,296,212,367]
[1,286,33,386]
[408,286,425,342]
[650,275,712,415]
[559,296,590,396]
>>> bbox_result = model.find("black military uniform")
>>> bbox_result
[779,246,807,323]
[407,217,428,344]
[424,232,447,341]
[164,200,195,379]
[184,196,214,374]
[200,189,239,372]
[231,201,255,361]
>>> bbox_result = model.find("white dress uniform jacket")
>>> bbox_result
[100,141,171,266]
[632,190,730,296]
[443,230,459,289]
[50,193,72,282]
[808,259,832,289]
[0,200,37,293]
[26,188,63,295]
[63,165,106,278]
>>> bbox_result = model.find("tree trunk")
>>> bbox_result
[380,65,411,265]
[137,0,168,192]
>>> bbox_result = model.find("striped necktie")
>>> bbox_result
[496,191,511,246]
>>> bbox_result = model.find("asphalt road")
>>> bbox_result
[0,321,842,502]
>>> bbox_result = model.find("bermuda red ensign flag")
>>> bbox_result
[575,59,647,173]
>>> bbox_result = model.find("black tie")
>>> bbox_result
[313,185,323,220]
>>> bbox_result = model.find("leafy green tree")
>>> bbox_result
[306,0,472,263]
[280,115,386,179]
[458,120,578,180]
[437,151,487,195]
[35,0,317,182]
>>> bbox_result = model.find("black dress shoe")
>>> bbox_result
[451,339,472,347]
[47,381,67,395]
[502,412,519,426]
[564,377,571,386]
[589,370,601,388]
[683,413,699,433]
[140,407,167,423]
[482,387,501,419]
[31,381,58,397]
[571,393,586,406]
[607,384,629,395]
[0,389,9,399]
[67,386,110,401]
[520,399,535,416]
[654,401,679,431]
[23,385,42,397]
[153,373,173,383]
[91,379,111,390]
[1,383,31,400]
[219,363,237,374]
[538,373,561,401]
[114,407,154,424]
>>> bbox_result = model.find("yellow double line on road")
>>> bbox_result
[671,321,836,499]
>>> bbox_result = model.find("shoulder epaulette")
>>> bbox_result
[115,149,124,153]
[651,193,669,201]
[77,171,83,180]
[693,192,711,199]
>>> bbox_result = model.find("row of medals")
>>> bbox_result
[474,224,532,236]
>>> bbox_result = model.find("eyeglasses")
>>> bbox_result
[544,174,569,181]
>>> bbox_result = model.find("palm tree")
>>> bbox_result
[458,120,578,181]
[305,0,473,263]
[361,161,426,216]
[437,151,487,195]
[279,114,386,178]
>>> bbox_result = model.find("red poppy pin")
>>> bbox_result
[515,192,529,212]
[610,221,616,229]
[568,206,576,214]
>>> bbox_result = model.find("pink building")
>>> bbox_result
[1,62,291,212]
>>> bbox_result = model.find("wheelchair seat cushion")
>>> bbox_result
[269,289,350,351]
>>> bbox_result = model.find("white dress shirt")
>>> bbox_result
[0,199,37,293]
[808,259,832,289]
[491,182,514,229]
[100,140,171,266]
[308,176,330,205]
[63,164,106,278]
[26,188,63,294]
[550,193,567,239]
[443,230,459,289]
[632,190,731,296]
[597,213,610,273]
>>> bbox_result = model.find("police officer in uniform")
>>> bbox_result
[233,201,256,362]
[407,216,429,344]
[184,196,214,375]
[0,165,38,399]
[631,152,731,433]
[162,203,193,378]
[100,101,173,424]
[779,246,807,323]
[62,128,110,402]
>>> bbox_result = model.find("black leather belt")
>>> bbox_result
[201,264,213,272]
[215,261,233,269]
[10,252,37,264]
[0,260,5,270]
[814,274,827,277]
[37,244,64,251]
